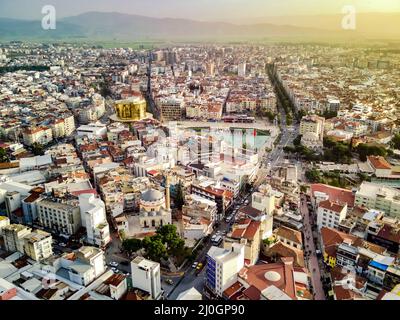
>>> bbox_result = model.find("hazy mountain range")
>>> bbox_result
[0,11,399,42]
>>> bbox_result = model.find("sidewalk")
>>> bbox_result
[301,197,326,300]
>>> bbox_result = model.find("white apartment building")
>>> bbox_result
[3,224,32,253]
[23,230,53,261]
[252,184,276,215]
[131,256,162,300]
[78,194,111,247]
[238,63,246,77]
[317,200,348,230]
[63,114,76,136]
[79,105,105,124]
[300,115,325,142]
[355,182,400,219]
[206,243,244,297]
[0,216,10,236]
[37,199,81,236]
[75,246,106,279]
[23,126,53,146]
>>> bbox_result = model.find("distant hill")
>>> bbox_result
[0,17,84,40]
[235,13,400,39]
[0,11,392,42]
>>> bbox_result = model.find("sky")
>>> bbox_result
[1,0,400,22]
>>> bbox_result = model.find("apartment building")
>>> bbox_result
[3,224,32,253]
[224,219,261,266]
[131,256,162,300]
[0,216,10,236]
[78,194,111,248]
[157,96,185,121]
[23,126,53,146]
[37,199,81,236]
[23,230,53,261]
[206,244,244,297]
[300,115,325,141]
[355,182,400,219]
[317,200,348,230]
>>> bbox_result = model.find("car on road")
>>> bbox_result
[165,279,174,285]
[59,243,66,247]
[196,263,203,270]
[192,262,199,269]
[111,267,118,273]
[109,261,119,267]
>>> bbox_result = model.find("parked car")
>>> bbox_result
[192,262,199,269]
[166,279,174,285]
[109,261,119,267]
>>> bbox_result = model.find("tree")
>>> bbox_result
[122,238,142,254]
[305,168,322,183]
[0,148,9,163]
[157,224,186,256]
[293,135,302,147]
[145,237,167,262]
[356,144,387,161]
[174,182,184,210]
[31,142,44,156]
[391,134,400,150]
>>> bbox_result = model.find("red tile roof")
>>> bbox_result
[368,156,391,170]
[311,184,355,207]
[318,200,346,213]
[275,226,303,245]
[238,257,297,300]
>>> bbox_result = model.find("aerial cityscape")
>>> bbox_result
[0,0,400,304]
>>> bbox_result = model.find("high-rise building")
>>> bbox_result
[131,256,162,300]
[37,199,81,236]
[3,224,32,253]
[299,115,325,141]
[206,62,215,77]
[355,182,400,219]
[157,96,185,122]
[78,194,111,247]
[206,243,244,297]
[238,63,246,77]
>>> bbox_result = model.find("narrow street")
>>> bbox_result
[300,196,325,300]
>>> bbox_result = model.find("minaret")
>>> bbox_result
[165,175,171,211]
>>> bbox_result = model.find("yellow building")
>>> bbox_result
[114,97,147,121]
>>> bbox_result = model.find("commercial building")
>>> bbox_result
[113,97,147,121]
